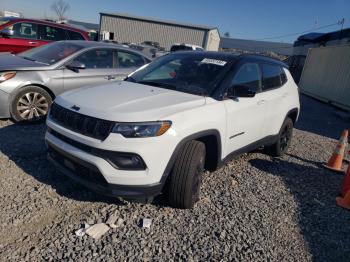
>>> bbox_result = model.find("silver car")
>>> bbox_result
[0,40,151,122]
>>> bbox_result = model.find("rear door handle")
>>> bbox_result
[257,100,266,105]
[28,42,38,45]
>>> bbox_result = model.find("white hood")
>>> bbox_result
[55,81,206,122]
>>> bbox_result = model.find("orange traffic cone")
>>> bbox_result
[340,151,350,197]
[336,189,350,210]
[324,129,348,172]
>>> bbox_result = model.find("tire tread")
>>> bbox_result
[168,140,205,208]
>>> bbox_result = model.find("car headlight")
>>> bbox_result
[0,71,16,83]
[112,121,172,138]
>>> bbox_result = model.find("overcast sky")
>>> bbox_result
[1,0,349,43]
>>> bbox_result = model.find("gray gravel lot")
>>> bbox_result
[0,95,349,261]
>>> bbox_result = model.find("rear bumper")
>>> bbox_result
[47,142,163,199]
[0,89,10,119]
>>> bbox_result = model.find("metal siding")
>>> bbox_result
[220,37,293,56]
[100,15,207,50]
[299,45,350,111]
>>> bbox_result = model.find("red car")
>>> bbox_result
[0,18,90,54]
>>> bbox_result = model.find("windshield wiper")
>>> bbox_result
[19,56,49,65]
[137,81,177,90]
[20,56,36,62]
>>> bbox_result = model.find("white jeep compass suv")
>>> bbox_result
[45,52,300,209]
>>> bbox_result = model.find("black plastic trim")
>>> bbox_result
[47,142,162,199]
[219,134,279,168]
[229,132,245,139]
[160,129,222,185]
[286,108,299,123]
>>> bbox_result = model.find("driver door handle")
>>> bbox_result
[257,100,266,105]
[28,42,38,45]
[105,75,116,80]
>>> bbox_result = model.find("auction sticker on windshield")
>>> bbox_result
[201,58,227,66]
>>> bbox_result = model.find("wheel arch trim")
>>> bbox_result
[160,129,222,186]
[286,107,299,123]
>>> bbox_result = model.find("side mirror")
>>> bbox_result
[66,61,86,72]
[0,29,14,37]
[227,85,256,98]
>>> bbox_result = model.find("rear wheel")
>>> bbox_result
[11,86,52,123]
[265,117,293,157]
[168,140,206,209]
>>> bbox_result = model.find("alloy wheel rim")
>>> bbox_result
[280,124,292,151]
[17,92,49,120]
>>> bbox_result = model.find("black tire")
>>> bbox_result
[265,117,294,157]
[11,86,52,123]
[168,140,206,209]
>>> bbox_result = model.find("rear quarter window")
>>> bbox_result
[280,68,288,85]
[67,30,85,40]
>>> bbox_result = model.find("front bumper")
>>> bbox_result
[47,142,163,199]
[45,117,179,199]
[0,89,10,118]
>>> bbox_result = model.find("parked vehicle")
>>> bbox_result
[0,40,151,122]
[170,43,204,52]
[0,17,90,54]
[128,43,158,58]
[141,41,160,49]
[45,52,300,209]
[141,41,165,51]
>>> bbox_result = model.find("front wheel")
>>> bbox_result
[265,117,293,157]
[168,140,206,209]
[11,86,52,123]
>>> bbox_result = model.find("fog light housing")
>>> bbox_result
[104,153,146,170]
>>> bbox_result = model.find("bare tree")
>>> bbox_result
[51,0,70,20]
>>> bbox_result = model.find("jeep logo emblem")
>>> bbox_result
[71,105,80,111]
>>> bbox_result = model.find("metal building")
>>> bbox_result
[220,37,293,55]
[99,12,220,51]
[299,44,350,111]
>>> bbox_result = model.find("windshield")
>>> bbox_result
[18,42,84,65]
[127,53,233,96]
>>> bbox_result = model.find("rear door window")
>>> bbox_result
[6,22,38,39]
[38,25,67,41]
[262,64,282,91]
[67,30,85,40]
[74,49,114,69]
[117,51,145,68]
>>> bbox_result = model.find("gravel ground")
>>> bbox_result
[0,95,349,261]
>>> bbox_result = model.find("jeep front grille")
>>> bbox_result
[49,103,114,140]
